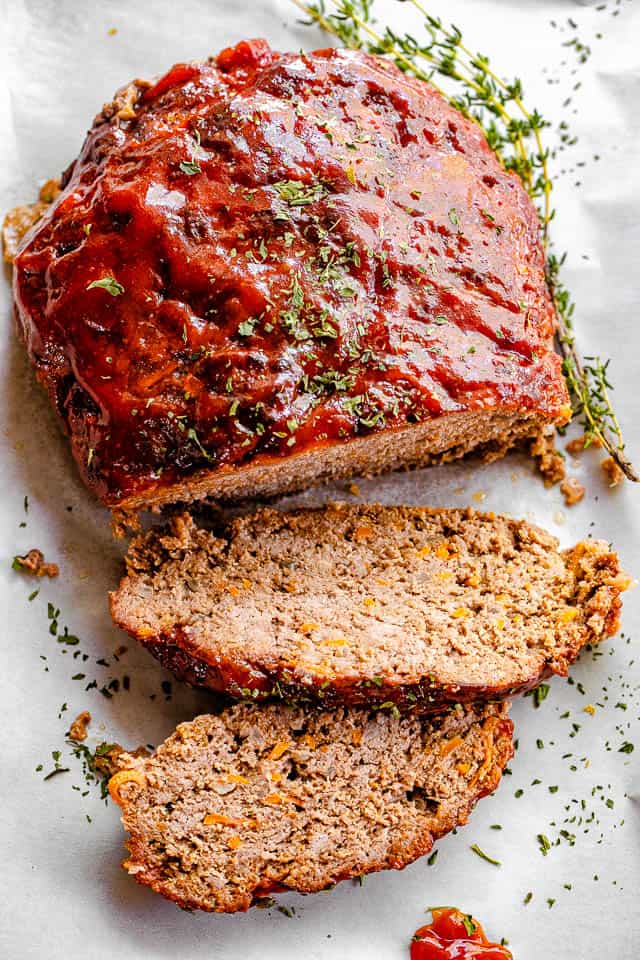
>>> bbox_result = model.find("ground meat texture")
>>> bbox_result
[110,701,513,913]
[11,40,569,510]
[110,503,629,713]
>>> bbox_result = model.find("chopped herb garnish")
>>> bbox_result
[273,179,327,207]
[470,843,501,866]
[462,915,477,936]
[237,319,256,337]
[537,833,551,856]
[86,276,124,297]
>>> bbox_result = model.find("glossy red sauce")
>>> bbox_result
[411,908,513,960]
[13,39,567,505]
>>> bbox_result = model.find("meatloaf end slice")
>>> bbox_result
[109,701,513,912]
[110,503,630,712]
[10,41,569,510]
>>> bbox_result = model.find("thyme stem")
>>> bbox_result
[293,0,636,480]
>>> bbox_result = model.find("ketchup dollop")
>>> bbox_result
[411,908,513,960]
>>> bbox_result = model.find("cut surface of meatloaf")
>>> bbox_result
[110,503,629,712]
[109,700,513,912]
[10,38,569,510]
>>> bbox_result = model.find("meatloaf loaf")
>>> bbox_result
[110,503,629,712]
[10,39,568,510]
[109,700,513,912]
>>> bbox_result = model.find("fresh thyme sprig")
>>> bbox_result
[293,0,637,480]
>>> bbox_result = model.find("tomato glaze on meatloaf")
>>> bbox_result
[12,39,569,509]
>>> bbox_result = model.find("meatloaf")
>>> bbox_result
[10,38,569,510]
[109,700,513,912]
[110,503,629,712]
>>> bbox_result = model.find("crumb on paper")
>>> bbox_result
[108,27,118,36]
[348,482,360,496]
[601,457,624,487]
[530,430,565,487]
[12,549,59,578]
[472,490,486,503]
[566,436,585,456]
[68,711,92,743]
[566,435,602,457]
[560,477,586,507]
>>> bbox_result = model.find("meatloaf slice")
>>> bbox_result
[10,39,569,511]
[109,700,513,912]
[110,503,629,712]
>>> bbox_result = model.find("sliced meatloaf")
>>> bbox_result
[109,700,513,912]
[110,503,629,712]
[9,39,569,511]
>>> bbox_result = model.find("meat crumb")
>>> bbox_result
[601,457,624,487]
[566,435,602,457]
[95,743,150,778]
[68,711,92,743]
[2,180,60,263]
[565,437,585,456]
[560,477,586,507]
[12,548,59,578]
[530,431,565,487]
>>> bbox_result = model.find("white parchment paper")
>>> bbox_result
[0,1,638,958]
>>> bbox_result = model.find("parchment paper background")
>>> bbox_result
[0,1,638,958]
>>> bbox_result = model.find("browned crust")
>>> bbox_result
[110,505,629,714]
[115,709,513,912]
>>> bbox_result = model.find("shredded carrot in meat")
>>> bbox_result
[416,545,432,558]
[299,621,319,632]
[456,762,471,775]
[468,718,499,789]
[301,733,317,750]
[268,741,290,760]
[439,736,463,757]
[354,525,374,542]
[435,542,457,561]
[203,813,240,826]
[558,607,579,623]
[452,607,469,619]
[225,773,250,784]
[227,836,243,850]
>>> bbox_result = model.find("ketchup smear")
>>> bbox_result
[411,908,513,960]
